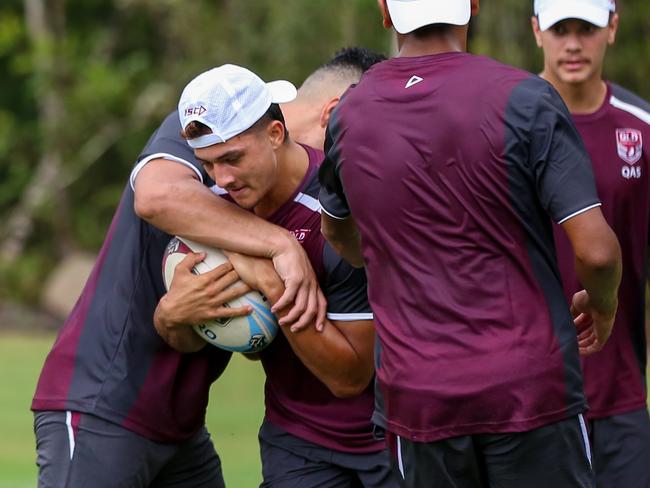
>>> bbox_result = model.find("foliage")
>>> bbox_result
[0,0,648,303]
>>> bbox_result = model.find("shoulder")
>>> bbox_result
[137,110,191,162]
[608,83,650,127]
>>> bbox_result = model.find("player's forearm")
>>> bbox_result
[257,273,372,396]
[281,322,374,398]
[321,214,364,268]
[134,163,293,258]
[573,231,621,317]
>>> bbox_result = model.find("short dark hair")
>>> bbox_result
[322,47,387,73]
[181,103,289,143]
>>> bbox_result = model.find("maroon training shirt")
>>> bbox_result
[319,53,600,442]
[554,82,650,419]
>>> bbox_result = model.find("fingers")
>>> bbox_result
[208,305,252,320]
[573,312,593,333]
[203,261,235,281]
[177,252,206,272]
[279,283,308,327]
[315,288,327,332]
[212,283,252,305]
[290,283,318,333]
[272,279,297,315]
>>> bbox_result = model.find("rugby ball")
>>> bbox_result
[162,236,278,353]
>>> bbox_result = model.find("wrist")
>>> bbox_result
[258,274,285,305]
[268,229,298,258]
[155,295,179,330]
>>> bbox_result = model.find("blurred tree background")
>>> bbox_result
[0,0,648,307]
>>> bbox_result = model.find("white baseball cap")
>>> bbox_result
[386,0,471,35]
[178,64,297,149]
[534,0,616,31]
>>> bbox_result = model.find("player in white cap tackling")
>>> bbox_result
[532,2,650,487]
[157,63,398,487]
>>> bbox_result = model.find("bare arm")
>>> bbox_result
[321,213,364,268]
[226,252,375,397]
[133,158,326,330]
[560,207,622,355]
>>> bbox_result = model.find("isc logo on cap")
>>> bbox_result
[184,106,207,117]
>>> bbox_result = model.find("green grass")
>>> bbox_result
[1,331,649,488]
[0,331,265,488]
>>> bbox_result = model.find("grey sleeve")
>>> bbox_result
[321,243,372,321]
[318,123,352,220]
[528,82,601,223]
[132,111,212,187]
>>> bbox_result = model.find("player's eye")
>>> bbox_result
[580,24,598,34]
[550,24,567,36]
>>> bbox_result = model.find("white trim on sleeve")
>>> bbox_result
[294,192,322,213]
[327,312,373,321]
[129,153,203,190]
[319,201,350,221]
[556,203,602,225]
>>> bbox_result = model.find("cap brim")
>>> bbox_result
[538,4,610,31]
[267,80,297,104]
[387,0,471,34]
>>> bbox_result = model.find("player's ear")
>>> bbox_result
[267,120,286,150]
[607,13,619,45]
[471,0,479,16]
[531,16,544,48]
[319,97,340,129]
[377,0,393,29]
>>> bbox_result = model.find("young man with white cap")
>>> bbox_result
[532,2,650,486]
[318,0,623,486]
[31,50,390,487]
[155,63,398,487]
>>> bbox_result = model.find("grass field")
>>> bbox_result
[0,332,265,488]
[1,331,649,488]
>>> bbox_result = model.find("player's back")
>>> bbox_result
[324,52,599,441]
[32,117,233,442]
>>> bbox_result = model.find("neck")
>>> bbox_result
[281,100,323,150]
[541,71,608,115]
[397,26,467,57]
[254,140,309,219]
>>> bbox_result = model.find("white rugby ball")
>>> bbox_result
[162,236,278,353]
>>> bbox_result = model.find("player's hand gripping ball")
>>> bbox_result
[162,237,278,353]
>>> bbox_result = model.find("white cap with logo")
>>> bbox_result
[534,0,616,31]
[386,0,471,35]
[178,64,297,149]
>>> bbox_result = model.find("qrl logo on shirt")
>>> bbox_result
[616,128,643,165]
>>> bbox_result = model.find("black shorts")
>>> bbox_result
[588,408,650,488]
[34,410,225,488]
[258,419,399,488]
[388,415,595,488]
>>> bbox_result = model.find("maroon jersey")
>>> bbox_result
[32,112,233,442]
[320,53,600,442]
[554,83,650,419]
[210,145,379,453]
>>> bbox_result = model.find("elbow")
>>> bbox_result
[134,185,168,223]
[321,229,364,268]
[576,230,622,273]
[327,374,373,399]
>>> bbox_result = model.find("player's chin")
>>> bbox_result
[230,192,257,209]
